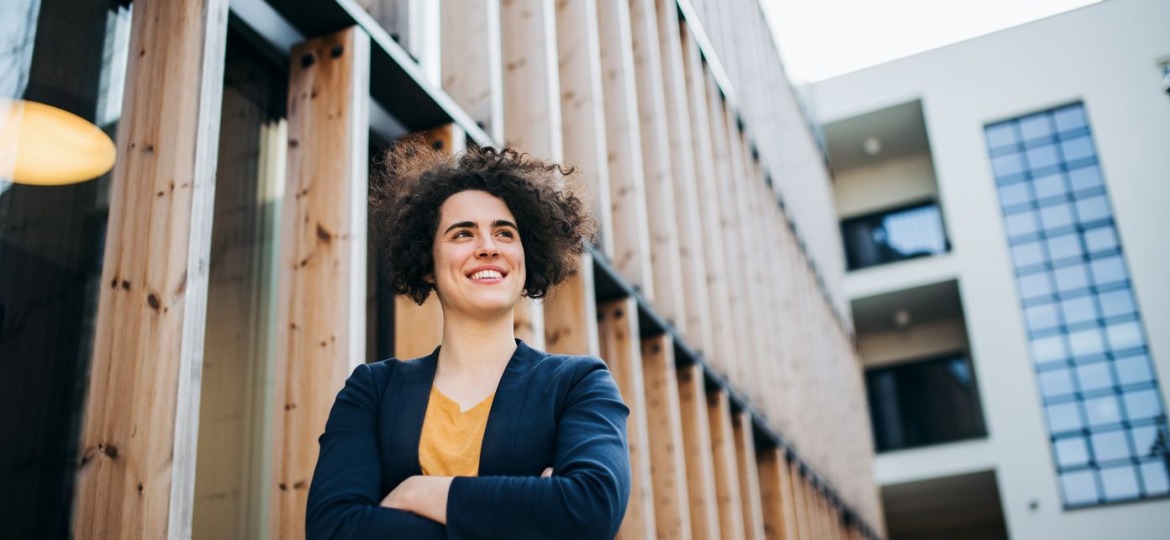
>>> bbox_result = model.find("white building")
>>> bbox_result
[809,0,1170,538]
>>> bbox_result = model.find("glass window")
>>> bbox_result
[1115,354,1154,386]
[841,202,950,271]
[1099,465,1141,500]
[865,355,988,452]
[1067,164,1103,191]
[1075,362,1114,393]
[1047,402,1084,433]
[1083,225,1118,254]
[1122,389,1162,422]
[1039,202,1075,230]
[1061,470,1100,505]
[1054,435,1091,467]
[986,103,1169,508]
[1091,429,1131,462]
[1040,368,1076,398]
[1139,462,1170,496]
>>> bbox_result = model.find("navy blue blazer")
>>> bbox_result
[305,340,632,539]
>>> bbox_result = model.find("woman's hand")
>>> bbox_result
[381,476,453,525]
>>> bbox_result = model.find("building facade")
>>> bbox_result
[811,0,1170,538]
[1,0,881,538]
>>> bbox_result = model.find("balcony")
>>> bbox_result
[866,353,987,452]
[842,201,950,271]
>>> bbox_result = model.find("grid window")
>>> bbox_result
[986,102,1169,508]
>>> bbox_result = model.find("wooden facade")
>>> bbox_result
[70,0,883,538]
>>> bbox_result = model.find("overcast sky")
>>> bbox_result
[760,0,1102,83]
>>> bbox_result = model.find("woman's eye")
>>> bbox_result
[453,230,472,239]
[496,230,515,239]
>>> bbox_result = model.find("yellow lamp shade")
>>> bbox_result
[0,98,117,186]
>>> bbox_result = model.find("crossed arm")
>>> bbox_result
[305,359,632,540]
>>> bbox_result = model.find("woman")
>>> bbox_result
[306,143,632,539]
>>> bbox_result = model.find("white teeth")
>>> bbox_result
[471,270,503,280]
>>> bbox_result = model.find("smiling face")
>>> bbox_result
[429,190,526,320]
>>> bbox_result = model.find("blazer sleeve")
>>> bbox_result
[445,357,632,540]
[305,362,447,540]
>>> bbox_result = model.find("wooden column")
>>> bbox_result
[270,27,370,540]
[391,125,461,360]
[677,364,722,540]
[707,389,746,540]
[543,254,600,356]
[554,0,615,259]
[629,0,686,331]
[598,298,656,540]
[74,0,229,537]
[501,0,561,349]
[439,0,504,141]
[596,0,654,298]
[733,412,766,540]
[788,461,809,540]
[641,335,693,539]
[758,449,798,540]
[655,0,713,356]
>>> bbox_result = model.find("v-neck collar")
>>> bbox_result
[387,339,541,477]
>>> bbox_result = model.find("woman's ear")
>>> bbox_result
[423,273,435,286]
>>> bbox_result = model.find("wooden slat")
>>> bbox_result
[788,461,809,540]
[439,0,504,141]
[707,389,746,540]
[553,0,615,259]
[628,0,686,332]
[676,364,721,540]
[596,0,654,298]
[270,27,370,540]
[641,334,693,540]
[543,253,600,356]
[500,0,562,349]
[391,125,461,360]
[733,412,767,540]
[655,0,713,356]
[679,22,737,379]
[598,298,657,540]
[74,0,230,537]
[758,449,798,540]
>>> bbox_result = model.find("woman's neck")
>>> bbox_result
[436,310,518,380]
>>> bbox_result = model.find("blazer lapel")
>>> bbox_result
[478,340,539,476]
[381,348,438,483]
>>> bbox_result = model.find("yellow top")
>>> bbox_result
[418,386,496,477]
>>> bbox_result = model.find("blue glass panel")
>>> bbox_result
[1098,288,1136,319]
[1091,429,1130,461]
[1019,272,1054,300]
[999,182,1033,207]
[1041,368,1076,398]
[1025,303,1062,332]
[1140,461,1170,496]
[1040,203,1075,230]
[1053,264,1090,293]
[1105,321,1144,351]
[1033,335,1069,365]
[1075,195,1111,224]
[1115,354,1154,386]
[1068,164,1103,191]
[1061,296,1098,326]
[1100,464,1141,500]
[1027,144,1061,171]
[1130,426,1160,457]
[1047,402,1084,433]
[1053,105,1088,133]
[1075,362,1114,393]
[1090,256,1127,287]
[1122,389,1162,422]
[1013,241,1047,268]
[1005,211,1039,238]
[992,152,1026,177]
[986,122,1019,149]
[1032,172,1068,199]
[1083,225,1118,254]
[1047,233,1083,262]
[1054,435,1091,467]
[1085,394,1123,426]
[1020,114,1055,141]
[1061,136,1095,162]
[1068,327,1106,358]
[1061,470,1099,505]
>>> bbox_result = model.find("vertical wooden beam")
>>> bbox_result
[270,27,370,540]
[628,0,686,331]
[677,364,721,540]
[391,125,462,360]
[74,0,229,537]
[788,461,809,540]
[440,0,504,141]
[733,412,766,540]
[707,389,746,540]
[758,449,798,540]
[543,253,600,356]
[598,298,656,540]
[553,0,615,259]
[655,0,713,356]
[679,23,737,379]
[641,335,693,540]
[596,0,654,298]
[500,0,561,349]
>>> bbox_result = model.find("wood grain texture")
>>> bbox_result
[733,412,766,540]
[707,389,746,540]
[270,27,370,540]
[543,253,600,357]
[758,449,798,540]
[596,0,654,298]
[641,334,693,540]
[676,364,722,540]
[788,461,809,540]
[598,298,657,540]
[440,0,504,141]
[74,0,229,537]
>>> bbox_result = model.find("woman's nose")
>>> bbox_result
[476,235,499,257]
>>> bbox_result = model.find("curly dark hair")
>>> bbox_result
[371,139,598,305]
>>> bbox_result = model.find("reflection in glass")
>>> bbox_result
[865,354,987,452]
[842,201,950,270]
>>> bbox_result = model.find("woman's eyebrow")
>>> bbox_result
[443,220,476,235]
[492,219,518,230]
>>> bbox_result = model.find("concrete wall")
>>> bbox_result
[857,318,969,369]
[834,151,938,219]
[813,0,1170,538]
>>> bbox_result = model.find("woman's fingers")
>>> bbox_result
[540,467,553,478]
